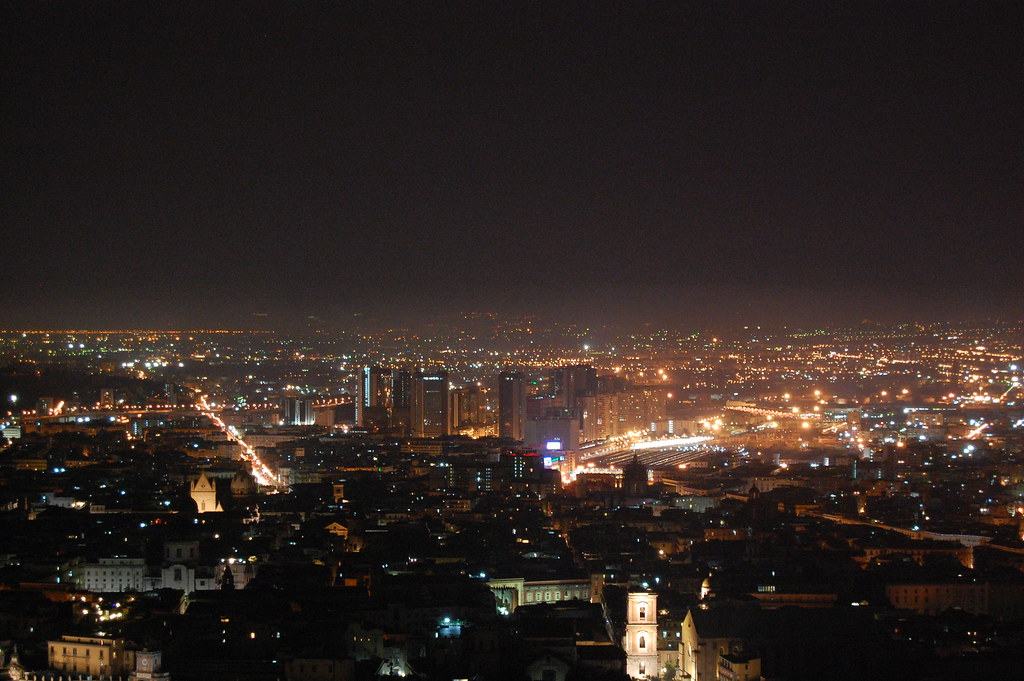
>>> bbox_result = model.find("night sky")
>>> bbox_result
[3,1,1022,330]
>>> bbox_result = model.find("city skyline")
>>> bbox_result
[1,310,1023,679]
[4,2,1022,330]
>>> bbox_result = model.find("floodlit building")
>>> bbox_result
[624,591,658,679]
[189,471,223,513]
[74,557,146,592]
[48,635,129,678]
[488,577,594,613]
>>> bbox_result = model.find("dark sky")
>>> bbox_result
[3,1,1022,330]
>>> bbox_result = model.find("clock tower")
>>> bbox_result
[129,650,170,681]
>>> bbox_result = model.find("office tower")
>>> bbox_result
[498,371,526,441]
[392,369,412,408]
[280,397,316,426]
[356,366,393,429]
[391,369,412,433]
[550,364,597,408]
[550,366,572,407]
[411,370,449,437]
[449,386,471,432]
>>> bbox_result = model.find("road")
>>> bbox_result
[196,394,284,490]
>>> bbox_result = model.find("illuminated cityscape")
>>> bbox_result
[2,320,1024,679]
[2,2,1022,680]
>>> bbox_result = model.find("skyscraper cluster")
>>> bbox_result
[357,367,528,440]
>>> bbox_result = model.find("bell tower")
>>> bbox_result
[624,590,658,679]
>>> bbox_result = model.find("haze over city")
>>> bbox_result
[4,1,1021,330]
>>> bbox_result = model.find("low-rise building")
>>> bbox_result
[48,635,129,678]
[74,557,146,592]
[886,581,1024,618]
[489,577,593,612]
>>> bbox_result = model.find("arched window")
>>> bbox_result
[639,605,646,620]
[638,635,646,649]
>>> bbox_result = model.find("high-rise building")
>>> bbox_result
[392,370,412,409]
[581,388,667,441]
[356,366,393,429]
[550,365,597,408]
[411,370,449,438]
[498,371,526,441]
[581,392,617,442]
[615,388,667,434]
[280,396,316,426]
[449,386,472,432]
[391,369,413,433]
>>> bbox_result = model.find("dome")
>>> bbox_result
[622,453,648,481]
[230,469,258,496]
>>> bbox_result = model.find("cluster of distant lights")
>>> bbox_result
[121,359,185,369]
[6,333,1022,461]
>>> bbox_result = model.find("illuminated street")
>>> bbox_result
[196,393,281,489]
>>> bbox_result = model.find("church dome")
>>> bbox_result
[230,469,257,496]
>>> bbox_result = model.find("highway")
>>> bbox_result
[576,434,718,471]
